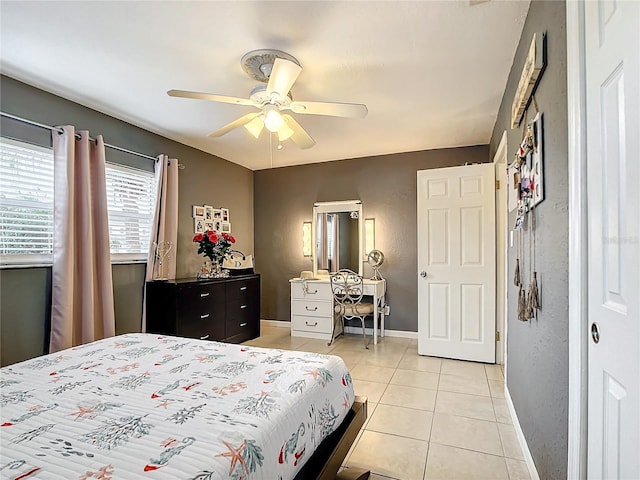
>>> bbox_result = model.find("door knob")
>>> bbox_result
[591,322,600,344]
[420,271,428,278]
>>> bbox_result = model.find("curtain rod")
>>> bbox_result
[1,111,184,168]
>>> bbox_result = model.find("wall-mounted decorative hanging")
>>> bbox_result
[510,111,544,215]
[192,204,230,233]
[511,32,546,128]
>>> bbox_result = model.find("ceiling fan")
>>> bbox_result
[167,49,368,149]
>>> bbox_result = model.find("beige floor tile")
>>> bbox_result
[498,423,524,460]
[485,364,505,380]
[430,413,503,456]
[435,390,496,422]
[505,458,531,480]
[353,379,389,404]
[347,430,428,480]
[361,352,404,369]
[398,352,442,373]
[489,379,506,398]
[350,364,396,383]
[441,359,487,379]
[424,443,509,480]
[366,403,433,441]
[333,351,368,369]
[492,398,513,424]
[380,384,437,411]
[391,369,439,390]
[438,373,490,396]
[296,339,337,354]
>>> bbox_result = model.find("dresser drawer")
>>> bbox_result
[291,314,333,334]
[146,274,260,344]
[290,281,332,300]
[291,299,333,318]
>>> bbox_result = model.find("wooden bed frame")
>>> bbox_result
[294,396,371,480]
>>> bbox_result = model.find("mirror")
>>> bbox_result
[312,200,363,276]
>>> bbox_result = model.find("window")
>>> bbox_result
[105,163,156,261]
[0,137,157,267]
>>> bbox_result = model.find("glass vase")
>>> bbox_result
[196,258,229,279]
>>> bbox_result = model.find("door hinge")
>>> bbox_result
[495,331,501,341]
[495,180,500,190]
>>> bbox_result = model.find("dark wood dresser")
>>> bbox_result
[145,274,260,344]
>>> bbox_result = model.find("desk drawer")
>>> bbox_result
[291,282,332,299]
[292,299,333,318]
[291,314,333,334]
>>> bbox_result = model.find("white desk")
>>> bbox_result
[290,277,386,345]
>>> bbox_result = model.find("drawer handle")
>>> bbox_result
[200,292,210,297]
[306,289,318,294]
[240,286,247,291]
[200,335,210,340]
[240,305,247,309]
[200,314,210,319]
[305,321,318,327]
[240,322,248,327]
[305,306,318,312]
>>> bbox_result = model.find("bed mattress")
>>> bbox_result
[0,333,355,479]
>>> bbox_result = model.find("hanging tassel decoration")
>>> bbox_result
[518,285,528,321]
[529,272,541,311]
[514,259,521,286]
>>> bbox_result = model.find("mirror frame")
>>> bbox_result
[312,200,363,276]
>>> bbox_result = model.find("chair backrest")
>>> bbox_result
[330,269,364,306]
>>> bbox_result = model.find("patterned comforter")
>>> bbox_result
[0,334,355,479]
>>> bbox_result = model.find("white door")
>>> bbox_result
[417,164,496,363]
[586,1,640,478]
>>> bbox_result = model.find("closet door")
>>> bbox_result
[417,164,496,363]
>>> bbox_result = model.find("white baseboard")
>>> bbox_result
[344,326,418,339]
[261,319,291,328]
[505,386,540,480]
[261,320,418,340]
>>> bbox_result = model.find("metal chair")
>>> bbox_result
[328,269,374,349]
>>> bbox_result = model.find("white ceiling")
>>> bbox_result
[0,1,529,170]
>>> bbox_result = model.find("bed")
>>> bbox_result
[0,333,368,479]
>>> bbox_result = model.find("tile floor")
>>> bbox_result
[244,325,531,480]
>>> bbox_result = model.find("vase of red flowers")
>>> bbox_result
[193,230,236,279]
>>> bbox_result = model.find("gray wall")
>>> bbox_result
[254,145,488,332]
[0,76,254,366]
[489,2,568,478]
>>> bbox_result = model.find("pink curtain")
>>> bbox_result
[50,126,115,352]
[141,154,179,332]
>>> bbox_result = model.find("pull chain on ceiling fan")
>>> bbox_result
[167,49,368,149]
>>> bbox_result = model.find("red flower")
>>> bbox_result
[193,234,204,242]
[209,233,218,243]
[222,232,229,240]
[229,236,236,243]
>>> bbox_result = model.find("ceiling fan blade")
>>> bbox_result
[288,100,368,118]
[282,115,316,149]
[208,112,262,138]
[168,89,255,107]
[266,58,302,98]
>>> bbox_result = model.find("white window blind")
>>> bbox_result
[105,163,156,261]
[0,137,157,267]
[0,138,54,265]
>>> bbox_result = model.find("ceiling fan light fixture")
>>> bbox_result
[277,118,295,141]
[263,105,285,132]
[244,116,264,139]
